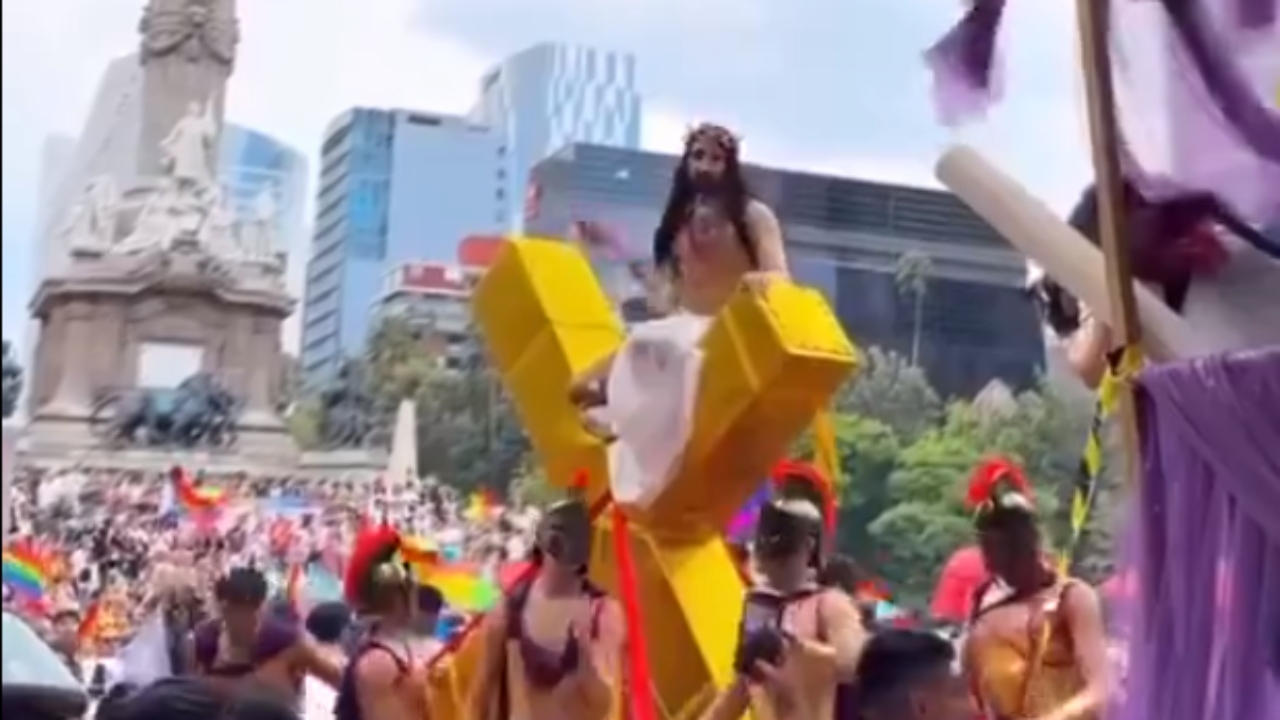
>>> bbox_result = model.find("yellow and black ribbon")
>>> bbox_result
[1059,344,1143,574]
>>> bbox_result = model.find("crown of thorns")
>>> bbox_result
[684,123,739,153]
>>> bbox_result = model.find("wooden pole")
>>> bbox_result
[1075,0,1145,482]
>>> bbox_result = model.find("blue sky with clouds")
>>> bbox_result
[1,0,1096,356]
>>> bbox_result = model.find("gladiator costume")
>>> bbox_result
[495,496,608,719]
[333,523,420,720]
[963,458,1092,720]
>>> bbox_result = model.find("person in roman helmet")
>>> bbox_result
[568,122,788,446]
[186,566,342,702]
[959,457,1110,720]
[468,488,624,720]
[1026,181,1280,387]
[332,523,429,720]
[704,460,866,720]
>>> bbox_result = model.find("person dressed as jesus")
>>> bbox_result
[569,122,790,506]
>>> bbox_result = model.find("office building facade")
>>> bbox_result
[527,144,1043,398]
[371,262,480,370]
[470,43,641,231]
[299,108,502,386]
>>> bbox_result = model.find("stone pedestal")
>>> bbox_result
[297,448,388,481]
[25,241,298,470]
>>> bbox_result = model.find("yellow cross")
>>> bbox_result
[432,238,859,719]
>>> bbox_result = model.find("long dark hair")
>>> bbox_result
[652,125,758,274]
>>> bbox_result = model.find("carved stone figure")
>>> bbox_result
[317,360,381,449]
[160,100,217,190]
[115,179,206,253]
[91,371,241,448]
[198,184,239,255]
[237,186,278,261]
[136,0,238,178]
[60,177,120,251]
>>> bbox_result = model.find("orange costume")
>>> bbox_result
[961,458,1091,720]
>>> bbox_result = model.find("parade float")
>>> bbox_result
[422,239,858,719]
[927,0,1279,717]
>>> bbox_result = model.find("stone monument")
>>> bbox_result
[22,0,297,472]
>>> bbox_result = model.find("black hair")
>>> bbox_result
[652,127,757,275]
[1041,182,1274,338]
[416,584,444,616]
[305,601,352,644]
[852,629,957,711]
[214,567,268,607]
[817,554,868,594]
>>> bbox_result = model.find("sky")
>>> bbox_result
[1,0,1099,356]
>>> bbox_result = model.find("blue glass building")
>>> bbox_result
[218,124,309,257]
[527,144,1044,398]
[298,109,502,387]
[471,43,641,231]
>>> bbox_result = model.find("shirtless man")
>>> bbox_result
[960,459,1110,720]
[468,498,624,720]
[334,524,430,720]
[569,122,788,412]
[187,567,342,703]
[703,470,865,720]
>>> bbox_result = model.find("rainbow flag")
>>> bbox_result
[170,466,228,513]
[3,549,48,599]
[420,564,501,612]
[463,490,497,522]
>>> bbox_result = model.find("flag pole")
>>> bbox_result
[1074,0,1145,485]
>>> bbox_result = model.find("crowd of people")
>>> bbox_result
[2,464,542,674]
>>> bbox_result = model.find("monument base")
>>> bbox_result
[297,448,388,478]
[21,411,301,475]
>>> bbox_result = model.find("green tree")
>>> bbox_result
[893,251,933,366]
[834,347,943,443]
[286,397,323,449]
[2,340,22,419]
[367,317,437,407]
[865,382,1093,606]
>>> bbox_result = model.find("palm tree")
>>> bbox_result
[893,251,933,367]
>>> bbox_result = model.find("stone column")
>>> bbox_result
[237,315,283,429]
[36,301,96,419]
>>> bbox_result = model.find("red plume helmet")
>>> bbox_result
[770,459,836,534]
[965,456,1033,510]
[343,521,401,606]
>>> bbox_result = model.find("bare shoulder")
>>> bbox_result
[817,587,861,622]
[353,646,402,688]
[746,198,780,227]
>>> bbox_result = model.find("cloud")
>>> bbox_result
[2,0,1093,356]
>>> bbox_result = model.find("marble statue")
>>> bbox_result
[115,179,203,254]
[60,177,119,251]
[198,184,239,255]
[238,186,278,261]
[136,0,237,178]
[159,100,217,190]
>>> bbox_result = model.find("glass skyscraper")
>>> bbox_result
[471,43,642,231]
[527,144,1044,398]
[218,124,309,257]
[298,108,502,387]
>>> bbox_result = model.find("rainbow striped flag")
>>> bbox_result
[2,548,48,599]
[419,563,501,612]
[463,491,498,522]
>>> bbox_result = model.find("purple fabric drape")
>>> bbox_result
[925,0,1280,222]
[1112,347,1280,720]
